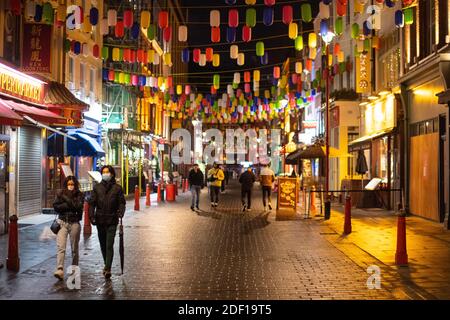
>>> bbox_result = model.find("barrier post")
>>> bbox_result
[134,185,140,211]
[146,184,151,207]
[7,215,19,272]
[83,201,92,235]
[344,192,352,234]
[395,210,408,266]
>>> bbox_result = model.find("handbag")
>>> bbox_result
[50,217,61,235]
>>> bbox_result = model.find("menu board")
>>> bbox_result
[277,177,298,211]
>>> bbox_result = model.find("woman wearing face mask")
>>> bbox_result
[88,165,126,279]
[53,176,84,280]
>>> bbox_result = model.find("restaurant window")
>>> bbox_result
[410,117,439,137]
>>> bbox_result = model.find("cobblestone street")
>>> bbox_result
[0,181,449,300]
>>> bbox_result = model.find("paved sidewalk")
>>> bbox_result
[0,181,448,300]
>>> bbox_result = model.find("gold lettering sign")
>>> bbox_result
[0,70,43,103]
[356,51,372,94]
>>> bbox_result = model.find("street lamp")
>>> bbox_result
[321,31,335,220]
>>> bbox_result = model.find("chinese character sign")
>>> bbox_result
[22,24,52,73]
[356,52,372,94]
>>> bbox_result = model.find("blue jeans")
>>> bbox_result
[191,185,201,207]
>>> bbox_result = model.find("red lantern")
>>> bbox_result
[305,59,312,72]
[163,26,172,42]
[264,0,276,6]
[273,66,280,79]
[167,76,173,88]
[291,74,298,84]
[211,86,217,95]
[193,49,201,63]
[245,83,251,93]
[242,26,252,42]
[244,72,251,83]
[403,0,414,5]
[108,70,115,81]
[129,50,136,63]
[11,0,21,15]
[123,48,131,62]
[333,43,341,55]
[93,45,100,58]
[211,27,221,43]
[124,10,133,28]
[228,9,239,28]
[158,11,169,29]
[137,49,145,63]
[337,2,347,17]
[206,48,214,62]
[115,20,124,37]
[282,6,293,25]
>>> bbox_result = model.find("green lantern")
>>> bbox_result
[42,2,54,24]
[64,39,71,52]
[295,36,303,51]
[335,17,343,36]
[232,82,239,89]
[301,3,312,23]
[364,39,371,52]
[404,8,414,25]
[213,74,220,89]
[339,62,346,74]
[246,8,257,28]
[256,41,265,57]
[101,47,109,60]
[147,24,157,40]
[119,48,124,61]
[351,23,360,39]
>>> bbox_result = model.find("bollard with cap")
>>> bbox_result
[83,201,92,235]
[134,185,140,211]
[343,191,352,234]
[7,215,20,271]
[395,209,408,266]
[146,184,151,207]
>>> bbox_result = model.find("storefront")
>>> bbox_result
[347,93,400,210]
[0,62,66,226]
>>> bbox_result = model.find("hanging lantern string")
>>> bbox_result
[185,18,312,25]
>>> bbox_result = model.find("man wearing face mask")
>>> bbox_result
[89,165,126,279]
[207,162,225,208]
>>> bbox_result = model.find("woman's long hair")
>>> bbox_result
[62,175,81,196]
[100,165,116,180]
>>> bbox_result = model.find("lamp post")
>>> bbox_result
[321,31,335,220]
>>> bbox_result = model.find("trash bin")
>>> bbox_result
[166,183,176,202]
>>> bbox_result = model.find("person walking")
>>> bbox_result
[188,164,204,211]
[53,176,84,280]
[260,164,275,211]
[207,162,225,208]
[239,166,256,212]
[89,165,126,279]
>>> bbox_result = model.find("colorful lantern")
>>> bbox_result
[253,70,260,82]
[351,23,360,39]
[282,6,293,25]
[147,24,157,40]
[100,18,109,35]
[246,0,257,4]
[210,10,220,27]
[228,10,239,28]
[234,73,241,84]
[182,48,190,63]
[319,1,330,19]
[115,21,124,37]
[107,9,117,26]
[199,54,207,66]
[320,20,329,37]
[261,52,269,65]
[308,33,317,48]
[301,3,312,22]
[213,75,220,89]
[131,23,140,39]
[295,36,304,51]
[227,27,237,43]
[141,10,151,29]
[154,52,160,65]
[124,10,133,28]
[230,45,239,59]
[163,26,172,42]
[213,54,220,67]
[242,26,252,42]
[335,17,344,35]
[102,47,109,60]
[338,51,345,63]
[256,42,265,57]
[264,0,276,5]
[179,25,188,42]
[263,7,274,26]
[295,62,302,74]
[112,47,120,61]
[158,11,169,29]
[334,43,341,55]
[193,49,201,63]
[42,2,54,24]
[395,10,404,27]
[288,23,298,40]
[244,72,251,83]
[337,1,347,16]
[206,48,214,62]
[211,27,221,43]
[246,8,256,28]
[238,53,245,66]
[404,8,414,25]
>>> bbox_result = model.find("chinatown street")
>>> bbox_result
[0,180,449,300]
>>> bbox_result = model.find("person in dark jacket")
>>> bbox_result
[89,165,126,279]
[53,176,84,280]
[239,167,256,212]
[188,164,204,211]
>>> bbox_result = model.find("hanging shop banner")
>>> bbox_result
[22,23,52,74]
[355,51,371,94]
[277,177,298,211]
[0,62,44,104]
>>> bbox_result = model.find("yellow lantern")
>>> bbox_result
[82,18,92,33]
[213,54,220,67]
[112,47,120,61]
[230,45,239,59]
[158,77,164,88]
[288,23,298,40]
[295,62,302,74]
[338,51,345,63]
[308,47,317,59]
[237,53,245,66]
[141,10,151,29]
[328,54,333,67]
[253,70,260,82]
[164,52,172,66]
[177,85,182,95]
[308,33,317,48]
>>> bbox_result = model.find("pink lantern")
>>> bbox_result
[228,9,239,28]
[282,6,293,25]
[123,10,133,28]
[211,27,221,43]
[245,83,251,93]
[132,74,139,86]
[264,0,276,6]
[185,85,191,95]
[158,11,169,29]
[242,26,252,42]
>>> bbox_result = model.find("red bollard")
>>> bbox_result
[146,184,151,207]
[395,213,408,266]
[134,185,140,211]
[343,194,352,234]
[157,184,162,203]
[83,201,92,235]
[7,215,20,272]
[185,179,189,192]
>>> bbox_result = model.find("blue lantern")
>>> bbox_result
[363,21,371,36]
[395,10,404,27]
[90,7,99,25]
[263,7,274,26]
[131,22,140,39]
[385,0,395,8]
[102,69,109,81]
[225,0,236,4]
[320,20,328,37]
[227,27,237,43]
[182,48,190,63]
[73,41,81,55]
[261,52,269,65]
[139,76,146,87]
[322,0,332,4]
[34,4,43,22]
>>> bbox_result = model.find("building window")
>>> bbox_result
[410,117,440,137]
[90,68,95,94]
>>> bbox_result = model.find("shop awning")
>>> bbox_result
[1,99,66,124]
[43,81,89,111]
[0,100,23,126]
[348,128,395,149]
[286,144,353,164]
[66,132,105,157]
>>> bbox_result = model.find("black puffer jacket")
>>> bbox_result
[239,171,256,190]
[53,190,84,223]
[88,180,126,226]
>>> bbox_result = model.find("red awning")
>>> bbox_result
[43,81,89,111]
[1,99,66,124]
[0,100,23,126]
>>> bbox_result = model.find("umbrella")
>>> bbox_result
[355,149,369,189]
[119,218,124,275]
[285,145,353,164]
